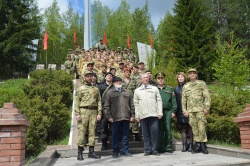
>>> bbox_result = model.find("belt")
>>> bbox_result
[80,106,98,110]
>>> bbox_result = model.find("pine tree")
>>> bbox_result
[0,0,41,75]
[172,0,216,80]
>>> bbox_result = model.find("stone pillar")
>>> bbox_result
[234,104,250,149]
[0,103,30,166]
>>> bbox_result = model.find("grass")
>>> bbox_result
[207,139,240,148]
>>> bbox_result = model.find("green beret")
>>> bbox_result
[155,72,166,78]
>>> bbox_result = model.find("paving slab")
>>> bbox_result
[52,151,250,166]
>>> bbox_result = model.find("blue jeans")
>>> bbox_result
[111,120,130,154]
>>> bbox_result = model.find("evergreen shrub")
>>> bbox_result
[11,70,73,157]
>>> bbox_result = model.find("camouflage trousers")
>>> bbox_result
[130,120,140,134]
[189,112,207,142]
[77,108,97,146]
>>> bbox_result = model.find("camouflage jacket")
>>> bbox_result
[182,80,211,113]
[75,83,102,116]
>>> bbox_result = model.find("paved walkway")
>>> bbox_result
[52,151,250,166]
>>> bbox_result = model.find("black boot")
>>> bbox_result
[182,143,187,152]
[192,142,201,154]
[188,142,193,152]
[88,146,101,159]
[101,141,107,150]
[77,146,84,160]
[201,142,209,154]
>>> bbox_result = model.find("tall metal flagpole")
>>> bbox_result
[84,0,92,50]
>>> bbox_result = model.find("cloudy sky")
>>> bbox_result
[37,0,176,28]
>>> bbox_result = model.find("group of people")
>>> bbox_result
[70,45,211,161]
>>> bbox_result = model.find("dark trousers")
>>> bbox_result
[101,114,110,142]
[141,117,159,153]
[111,120,130,154]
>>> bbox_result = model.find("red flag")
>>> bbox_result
[150,33,153,48]
[43,32,48,50]
[103,32,107,45]
[74,30,77,49]
[127,35,131,48]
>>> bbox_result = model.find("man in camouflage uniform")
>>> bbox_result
[64,54,74,75]
[116,61,125,80]
[75,70,102,160]
[96,39,107,51]
[155,72,177,153]
[182,69,211,154]
[138,62,146,75]
[122,48,129,61]
[128,48,137,65]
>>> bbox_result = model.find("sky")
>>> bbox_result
[37,0,176,29]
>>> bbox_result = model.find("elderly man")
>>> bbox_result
[104,77,135,158]
[134,73,163,156]
[182,69,211,154]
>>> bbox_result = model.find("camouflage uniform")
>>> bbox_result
[182,80,210,143]
[75,84,102,147]
[64,56,74,74]
[75,71,102,159]
[182,69,210,154]
[128,53,137,65]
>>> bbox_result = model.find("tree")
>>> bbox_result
[62,4,84,51]
[213,33,250,90]
[154,11,174,64]
[105,0,132,49]
[92,0,111,44]
[205,0,250,59]
[131,1,152,53]
[0,0,41,75]
[172,0,216,81]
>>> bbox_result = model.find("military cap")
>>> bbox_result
[155,72,166,78]
[67,54,71,57]
[112,76,122,83]
[86,61,94,66]
[105,72,113,77]
[101,64,107,68]
[117,47,121,49]
[110,67,116,71]
[83,70,93,76]
[68,49,73,51]
[129,48,132,50]
[119,61,124,65]
[100,39,103,41]
[187,68,197,73]
[133,66,138,69]
[124,48,127,51]
[138,61,144,65]
[75,48,81,52]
